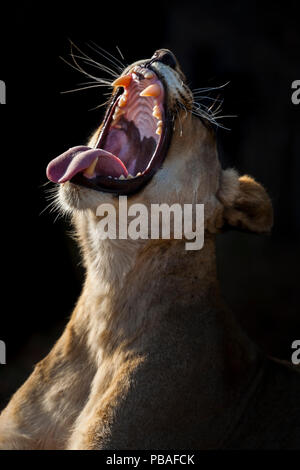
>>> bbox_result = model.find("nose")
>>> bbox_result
[150,49,177,70]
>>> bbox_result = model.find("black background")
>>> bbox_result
[0,0,299,408]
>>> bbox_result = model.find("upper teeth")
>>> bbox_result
[144,71,154,79]
[153,105,162,120]
[131,66,156,81]
[112,105,125,125]
[118,95,127,108]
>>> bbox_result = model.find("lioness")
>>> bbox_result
[0,49,299,450]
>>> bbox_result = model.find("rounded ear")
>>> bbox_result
[217,169,273,234]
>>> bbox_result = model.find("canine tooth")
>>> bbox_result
[144,71,154,79]
[112,74,132,88]
[83,157,98,178]
[119,174,125,180]
[136,172,142,177]
[140,83,161,98]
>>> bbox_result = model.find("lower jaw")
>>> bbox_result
[70,169,155,195]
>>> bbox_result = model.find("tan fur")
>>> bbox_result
[0,52,299,450]
[218,172,273,233]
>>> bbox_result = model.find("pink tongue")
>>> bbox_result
[46,146,128,183]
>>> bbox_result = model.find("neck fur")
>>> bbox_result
[73,210,259,363]
[69,212,262,447]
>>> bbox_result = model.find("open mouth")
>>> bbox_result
[47,65,172,195]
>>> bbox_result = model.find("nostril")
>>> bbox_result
[150,49,177,70]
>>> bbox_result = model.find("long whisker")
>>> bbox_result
[60,55,107,84]
[61,84,110,94]
[192,81,230,93]
[87,43,124,74]
[67,40,119,83]
[70,52,119,79]
[60,41,127,106]
[88,98,111,112]
[192,108,232,130]
[39,180,53,189]
[39,188,60,217]
[69,40,117,71]
[116,45,125,62]
[89,41,125,70]
[190,80,234,129]
[192,94,223,102]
